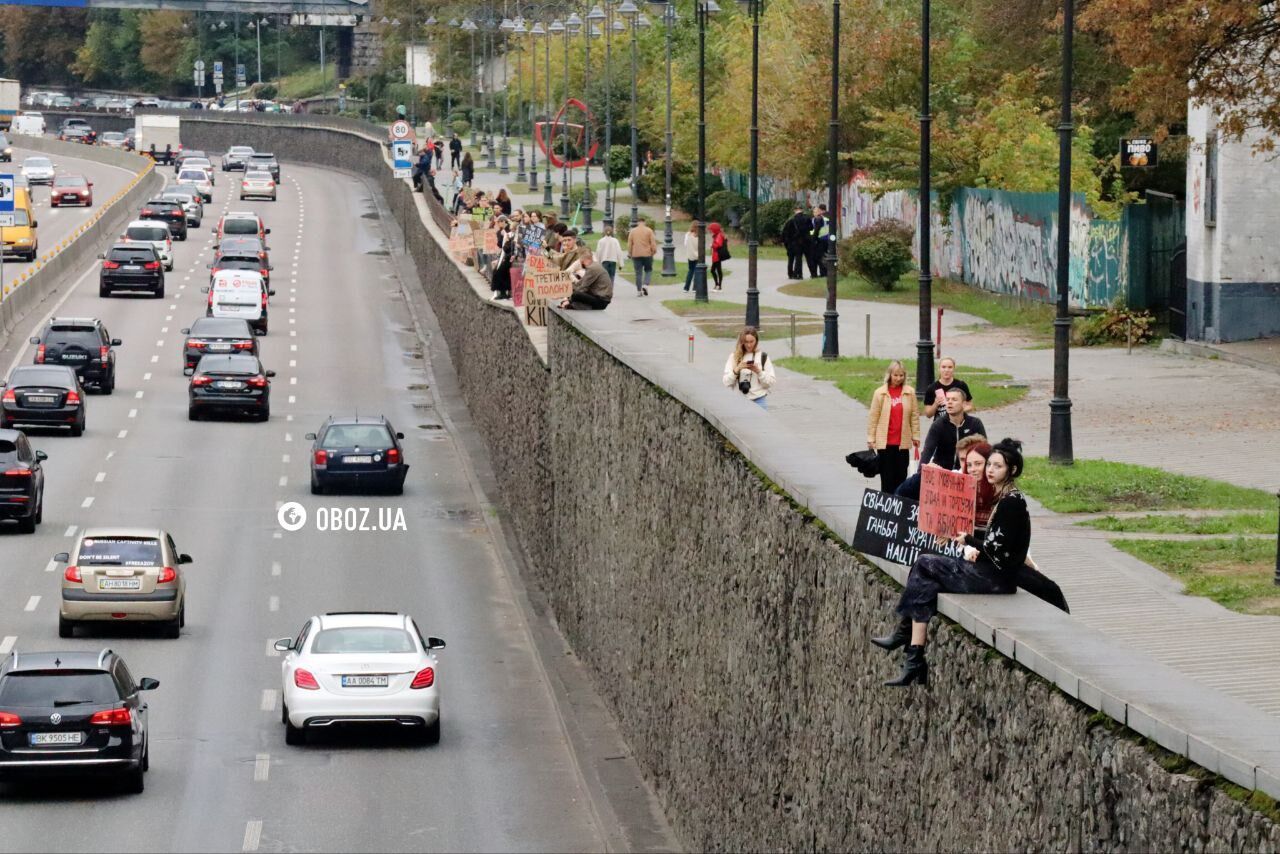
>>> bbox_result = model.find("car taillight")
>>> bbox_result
[141,208,153,216]
[410,667,435,689]
[99,346,109,365]
[1,390,13,403]
[386,448,400,465]
[64,565,81,583]
[313,450,328,466]
[261,292,268,308]
[89,707,132,726]
[3,468,31,476]
[191,375,213,387]
[294,669,320,690]
[101,260,120,269]
[34,344,45,363]
[247,375,267,388]
[0,712,21,728]
[157,566,176,584]
[268,181,275,188]
[187,339,205,349]
[65,390,81,406]
[232,341,254,350]
[259,268,269,278]
[144,261,160,270]
[170,211,182,218]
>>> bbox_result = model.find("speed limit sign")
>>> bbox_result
[390,120,412,140]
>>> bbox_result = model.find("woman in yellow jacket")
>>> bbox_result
[866,360,920,494]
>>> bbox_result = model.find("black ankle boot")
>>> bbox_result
[871,617,911,652]
[885,644,928,687]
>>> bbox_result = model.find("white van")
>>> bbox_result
[11,113,44,136]
[204,271,273,335]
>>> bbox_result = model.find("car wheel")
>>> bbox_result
[178,231,187,242]
[390,482,404,496]
[179,601,185,628]
[58,616,74,639]
[16,512,35,534]
[258,407,270,422]
[310,478,324,496]
[421,717,441,745]
[285,718,306,746]
[34,498,42,524]
[123,764,144,794]
[141,742,150,772]
[69,417,84,438]
[165,262,174,272]
[154,286,165,299]
[162,614,180,639]
[187,406,199,421]
[99,284,110,298]
[104,371,115,395]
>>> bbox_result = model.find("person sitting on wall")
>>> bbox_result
[559,249,613,311]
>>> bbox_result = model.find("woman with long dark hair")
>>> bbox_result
[871,438,1030,686]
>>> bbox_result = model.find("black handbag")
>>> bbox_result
[718,238,732,260]
[845,449,880,477]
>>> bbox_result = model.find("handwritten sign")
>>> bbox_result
[852,490,965,567]
[483,227,499,254]
[522,223,545,255]
[448,226,472,263]
[523,270,574,327]
[512,263,525,307]
[919,466,977,538]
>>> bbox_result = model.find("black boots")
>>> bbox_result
[885,645,928,687]
[871,617,911,651]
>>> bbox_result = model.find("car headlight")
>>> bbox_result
[16,237,31,244]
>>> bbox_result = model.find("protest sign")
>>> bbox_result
[919,466,977,539]
[483,227,499,254]
[448,225,472,263]
[853,490,966,567]
[523,270,574,326]
[521,223,546,255]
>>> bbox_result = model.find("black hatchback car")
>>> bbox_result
[0,649,157,792]
[188,354,274,421]
[139,199,188,241]
[180,317,258,372]
[245,153,280,181]
[0,430,46,533]
[307,416,409,495]
[30,317,121,394]
[100,243,164,298]
[0,366,86,436]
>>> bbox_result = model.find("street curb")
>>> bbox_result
[1160,337,1280,375]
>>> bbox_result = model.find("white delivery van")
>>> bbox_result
[11,113,44,136]
[205,270,272,335]
[0,80,20,131]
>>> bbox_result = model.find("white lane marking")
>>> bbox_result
[268,596,279,612]
[81,497,94,509]
[289,360,296,368]
[23,596,40,612]
[135,390,144,399]
[105,452,113,461]
[44,560,56,573]
[0,637,15,655]
[289,377,296,385]
[260,689,277,711]
[117,430,128,439]
[284,432,292,442]
[290,344,297,352]
[242,820,263,853]
[64,525,77,538]
[288,318,295,325]
[288,307,295,313]
[128,409,137,419]
[169,304,177,310]
[289,297,296,304]
[277,476,287,487]
[94,472,106,483]
[271,561,281,576]
[143,372,152,382]
[153,341,163,349]
[289,330,296,337]
[287,396,296,404]
[160,327,168,334]
[165,315,172,321]
[265,638,280,657]
[281,454,290,463]
[273,531,282,539]
[286,415,293,422]
[290,287,296,293]
[150,355,159,363]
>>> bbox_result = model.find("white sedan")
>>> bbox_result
[21,156,55,185]
[275,612,445,746]
[176,168,213,203]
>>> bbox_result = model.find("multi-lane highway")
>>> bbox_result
[0,160,635,851]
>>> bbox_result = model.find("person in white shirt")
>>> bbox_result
[595,225,624,282]
[723,326,776,410]
[683,224,701,293]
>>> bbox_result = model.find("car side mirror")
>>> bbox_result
[265,370,276,378]
[426,637,446,650]
[273,638,293,652]
[183,368,194,376]
[34,450,47,462]
[206,263,213,268]
[180,328,191,335]
[178,553,193,564]
[53,552,69,563]
[28,336,39,345]
[265,228,271,234]
[31,219,37,227]
[268,290,276,297]
[267,265,274,271]
[138,678,159,691]
[304,432,317,440]
[200,286,209,293]
[396,432,405,439]
[111,338,122,346]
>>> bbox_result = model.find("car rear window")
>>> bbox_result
[178,170,206,182]
[108,247,156,262]
[191,319,251,337]
[245,171,273,181]
[0,672,119,707]
[78,536,162,567]
[196,355,258,374]
[126,225,168,241]
[223,219,259,235]
[0,439,17,464]
[310,627,416,654]
[10,368,72,387]
[46,325,99,346]
[321,425,394,450]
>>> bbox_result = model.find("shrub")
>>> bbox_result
[705,190,750,230]
[451,119,471,138]
[1075,301,1157,346]
[614,214,631,234]
[680,173,725,217]
[756,198,797,244]
[848,233,915,291]
[251,82,280,101]
[839,218,915,277]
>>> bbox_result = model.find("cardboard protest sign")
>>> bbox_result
[483,227,499,254]
[919,466,977,538]
[521,223,546,255]
[448,225,472,263]
[853,490,966,567]
[512,264,525,307]
[522,269,574,327]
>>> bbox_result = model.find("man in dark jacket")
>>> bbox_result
[781,206,810,280]
[895,387,986,500]
[806,204,830,278]
[449,134,463,169]
[560,249,613,310]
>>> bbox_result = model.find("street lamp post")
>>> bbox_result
[514,19,528,183]
[652,0,677,276]
[1049,0,1075,463]
[620,0,641,225]
[820,0,840,357]
[693,0,720,302]
[542,21,554,206]
[485,21,497,168]
[581,14,601,234]
[457,19,479,148]
[737,0,762,326]
[500,18,511,175]
[529,19,545,196]
[914,0,935,395]
[248,19,265,84]
[602,6,616,229]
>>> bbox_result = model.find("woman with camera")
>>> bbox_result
[723,327,775,410]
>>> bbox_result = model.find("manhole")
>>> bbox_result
[361,211,380,220]
[411,402,435,410]
[366,249,390,256]
[407,384,430,391]
[418,423,444,430]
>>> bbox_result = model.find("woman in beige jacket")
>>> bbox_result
[866,360,919,494]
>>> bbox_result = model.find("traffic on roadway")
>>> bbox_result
[0,143,613,852]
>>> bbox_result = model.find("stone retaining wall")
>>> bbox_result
[176,115,1280,852]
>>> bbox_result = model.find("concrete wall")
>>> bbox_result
[1185,101,1280,342]
[176,116,1280,851]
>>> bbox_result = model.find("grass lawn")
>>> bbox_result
[1020,459,1276,514]
[775,356,1026,410]
[275,65,329,100]
[663,299,823,341]
[1111,538,1280,616]
[779,273,1056,337]
[1078,512,1278,536]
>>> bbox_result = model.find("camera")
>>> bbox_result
[738,373,753,395]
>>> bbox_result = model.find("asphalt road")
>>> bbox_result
[0,163,625,852]
[5,143,137,275]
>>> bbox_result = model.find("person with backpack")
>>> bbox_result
[723,326,776,410]
[708,222,729,291]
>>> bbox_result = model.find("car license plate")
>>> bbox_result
[209,343,231,351]
[30,732,83,746]
[26,395,55,405]
[344,455,373,464]
[99,578,141,590]
[124,265,140,271]
[341,675,389,688]
[216,380,243,389]
[63,354,87,361]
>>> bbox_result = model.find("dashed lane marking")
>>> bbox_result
[117,430,127,439]
[268,596,279,612]
[253,754,270,782]
[287,396,295,405]
[44,560,55,573]
[64,525,76,538]
[242,820,262,853]
[150,355,159,363]
[271,561,281,576]
[260,689,277,711]
[81,497,94,509]
[23,596,39,612]
[128,409,137,419]
[0,637,15,655]
[281,454,290,464]
[143,373,152,381]
[135,390,144,399]
[94,472,105,483]
[277,476,287,487]
[265,639,280,657]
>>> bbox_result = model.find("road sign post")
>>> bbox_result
[0,174,11,301]
[392,140,414,180]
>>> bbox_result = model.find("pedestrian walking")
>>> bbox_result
[434,137,445,170]
[450,134,463,169]
[871,438,1029,687]
[781,206,810,280]
[627,217,657,296]
[922,356,974,420]
[460,152,475,187]
[682,224,701,292]
[723,326,775,410]
[866,360,919,495]
[595,225,623,282]
[708,222,727,291]
[807,204,830,278]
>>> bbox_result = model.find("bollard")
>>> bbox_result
[688,332,695,363]
[865,313,872,358]
[937,307,944,358]
[790,314,797,357]
[1275,491,1280,587]
[1127,318,1133,355]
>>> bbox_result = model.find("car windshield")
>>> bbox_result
[127,225,169,242]
[231,147,254,155]
[0,672,119,707]
[54,176,86,187]
[4,210,31,227]
[223,220,259,235]
[10,368,71,387]
[249,154,275,162]
[78,536,162,566]
[23,158,50,169]
[310,627,416,654]
[102,133,124,142]
[322,424,394,450]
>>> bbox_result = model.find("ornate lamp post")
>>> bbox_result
[735,0,762,325]
[581,15,602,233]
[484,17,497,168]
[820,0,840,356]
[649,0,678,276]
[618,0,640,225]
[601,6,618,229]
[1049,0,1076,463]
[540,20,555,206]
[513,18,528,183]
[693,0,720,302]
[455,18,480,148]
[914,0,935,395]
[499,16,513,174]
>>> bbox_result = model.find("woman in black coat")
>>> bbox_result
[870,438,1030,686]
[460,152,475,187]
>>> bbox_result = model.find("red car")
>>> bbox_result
[50,174,94,207]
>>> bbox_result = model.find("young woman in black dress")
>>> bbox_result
[870,438,1031,687]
